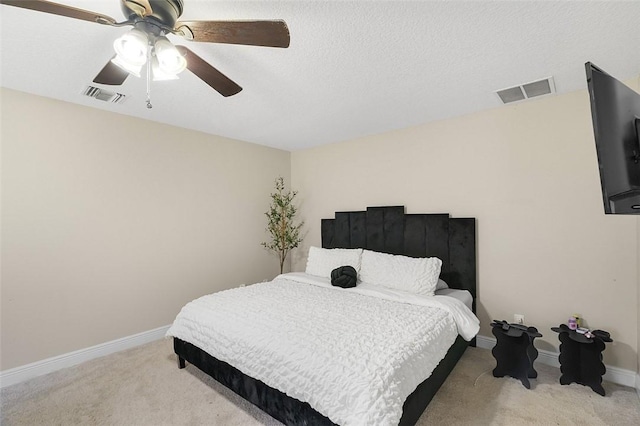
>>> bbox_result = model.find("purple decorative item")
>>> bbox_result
[568,317,577,330]
[572,314,581,327]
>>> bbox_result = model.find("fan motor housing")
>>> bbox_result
[121,0,184,27]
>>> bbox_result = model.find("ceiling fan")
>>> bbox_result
[0,0,290,99]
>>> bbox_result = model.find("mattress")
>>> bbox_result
[167,273,479,425]
[435,288,473,310]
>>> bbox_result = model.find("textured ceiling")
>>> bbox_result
[1,1,639,151]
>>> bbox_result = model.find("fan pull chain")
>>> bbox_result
[146,45,153,109]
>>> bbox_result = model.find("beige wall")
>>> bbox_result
[291,82,639,371]
[2,80,639,374]
[0,88,290,370]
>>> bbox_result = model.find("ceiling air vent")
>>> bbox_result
[82,86,127,104]
[495,76,555,104]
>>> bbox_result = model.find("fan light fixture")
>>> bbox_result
[154,37,187,76]
[2,0,291,104]
[150,57,179,81]
[111,29,187,81]
[112,28,148,77]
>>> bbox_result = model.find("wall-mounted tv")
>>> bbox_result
[585,62,640,214]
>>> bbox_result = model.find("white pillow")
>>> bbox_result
[305,246,363,278]
[436,278,449,290]
[359,250,442,296]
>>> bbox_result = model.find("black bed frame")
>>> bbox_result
[174,206,477,425]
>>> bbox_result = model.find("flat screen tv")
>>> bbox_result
[585,62,640,214]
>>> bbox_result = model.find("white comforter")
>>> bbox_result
[166,272,479,426]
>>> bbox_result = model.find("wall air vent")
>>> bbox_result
[495,76,555,104]
[82,86,127,104]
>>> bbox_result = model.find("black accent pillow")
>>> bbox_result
[330,265,358,288]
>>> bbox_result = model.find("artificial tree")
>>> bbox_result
[262,177,304,274]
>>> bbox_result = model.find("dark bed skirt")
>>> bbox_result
[174,335,470,426]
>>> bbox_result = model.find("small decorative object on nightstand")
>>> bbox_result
[551,324,612,396]
[490,320,542,389]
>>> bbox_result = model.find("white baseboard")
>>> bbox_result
[476,334,638,389]
[0,325,171,388]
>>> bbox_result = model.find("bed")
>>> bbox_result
[168,206,478,425]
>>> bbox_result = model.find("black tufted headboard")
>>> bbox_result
[321,206,477,313]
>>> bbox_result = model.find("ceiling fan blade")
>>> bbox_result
[0,0,117,25]
[176,46,242,97]
[175,20,290,48]
[93,58,130,86]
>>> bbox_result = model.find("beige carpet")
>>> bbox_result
[2,339,639,425]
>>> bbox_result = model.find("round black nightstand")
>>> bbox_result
[551,324,612,396]
[491,320,542,389]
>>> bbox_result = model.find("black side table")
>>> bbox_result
[551,324,612,396]
[491,320,542,389]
